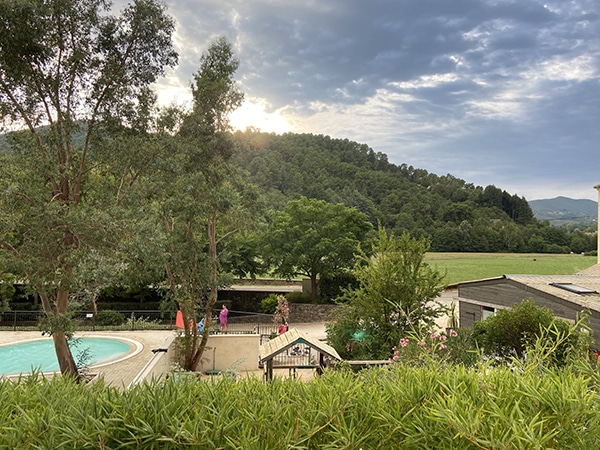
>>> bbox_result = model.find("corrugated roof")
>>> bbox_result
[259,328,341,363]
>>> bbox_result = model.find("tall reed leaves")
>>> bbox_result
[2,360,600,449]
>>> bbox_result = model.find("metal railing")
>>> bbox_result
[0,310,276,334]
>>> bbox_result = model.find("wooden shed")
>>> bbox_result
[259,328,341,380]
[456,273,600,340]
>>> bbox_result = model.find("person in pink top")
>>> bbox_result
[219,304,228,333]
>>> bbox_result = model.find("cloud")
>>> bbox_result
[151,0,600,201]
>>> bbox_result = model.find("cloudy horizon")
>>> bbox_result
[148,0,600,201]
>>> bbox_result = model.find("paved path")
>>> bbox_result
[0,323,328,387]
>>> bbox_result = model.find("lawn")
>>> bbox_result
[426,252,597,285]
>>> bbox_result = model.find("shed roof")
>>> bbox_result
[577,264,600,276]
[259,328,341,363]
[458,274,600,312]
[503,274,600,311]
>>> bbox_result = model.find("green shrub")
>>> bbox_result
[6,302,42,311]
[471,299,587,366]
[319,273,359,303]
[97,301,162,310]
[94,310,125,326]
[261,294,279,314]
[285,291,311,303]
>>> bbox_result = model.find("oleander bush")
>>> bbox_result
[3,351,600,449]
[1,320,597,448]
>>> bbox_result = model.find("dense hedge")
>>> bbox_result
[3,360,600,449]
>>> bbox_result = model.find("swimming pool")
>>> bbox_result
[0,337,139,375]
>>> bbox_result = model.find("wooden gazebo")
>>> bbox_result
[259,328,341,380]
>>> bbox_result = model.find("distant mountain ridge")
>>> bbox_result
[528,196,597,225]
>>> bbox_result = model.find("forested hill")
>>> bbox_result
[231,130,595,254]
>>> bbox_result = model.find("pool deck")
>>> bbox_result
[0,323,328,387]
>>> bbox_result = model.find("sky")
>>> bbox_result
[148,0,600,202]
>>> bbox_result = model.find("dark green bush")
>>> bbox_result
[471,299,587,366]
[319,273,359,303]
[285,291,311,303]
[96,302,162,311]
[94,310,125,326]
[6,302,42,311]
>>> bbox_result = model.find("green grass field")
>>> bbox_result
[426,253,598,285]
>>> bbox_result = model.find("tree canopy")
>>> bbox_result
[261,197,373,302]
[231,131,594,255]
[0,0,177,378]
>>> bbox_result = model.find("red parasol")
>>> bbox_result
[175,310,185,328]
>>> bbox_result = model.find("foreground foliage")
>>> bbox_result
[4,355,600,449]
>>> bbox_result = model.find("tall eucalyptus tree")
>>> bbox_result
[159,37,258,370]
[0,0,177,379]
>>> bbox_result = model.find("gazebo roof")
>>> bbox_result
[259,328,341,364]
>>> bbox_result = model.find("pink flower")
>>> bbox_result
[430,333,438,340]
[439,344,447,350]
[399,338,409,348]
[439,335,447,341]
[449,329,458,337]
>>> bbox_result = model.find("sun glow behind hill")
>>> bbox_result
[229,99,291,134]
[155,84,291,134]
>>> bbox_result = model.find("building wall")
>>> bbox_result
[132,334,262,384]
[459,301,482,328]
[196,334,261,375]
[460,279,579,319]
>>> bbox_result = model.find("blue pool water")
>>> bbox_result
[0,337,133,375]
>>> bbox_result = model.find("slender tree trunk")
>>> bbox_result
[310,274,319,303]
[190,212,219,371]
[52,330,79,377]
[40,288,80,380]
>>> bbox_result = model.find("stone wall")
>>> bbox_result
[288,303,338,323]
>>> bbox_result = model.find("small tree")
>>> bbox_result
[273,295,290,327]
[262,197,373,302]
[328,227,446,360]
[158,37,256,371]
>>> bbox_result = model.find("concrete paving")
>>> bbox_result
[0,322,329,387]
